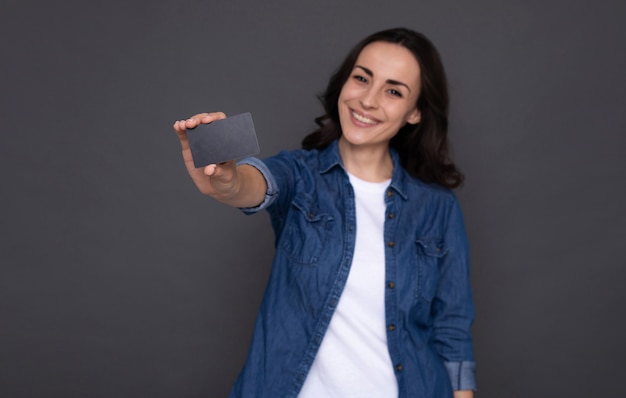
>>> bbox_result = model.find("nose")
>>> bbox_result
[359,87,379,109]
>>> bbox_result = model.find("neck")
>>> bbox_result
[338,137,393,182]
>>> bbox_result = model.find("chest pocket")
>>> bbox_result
[279,193,334,265]
[415,238,448,303]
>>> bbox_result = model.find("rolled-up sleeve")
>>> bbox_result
[236,157,279,214]
[433,198,477,391]
[444,360,476,391]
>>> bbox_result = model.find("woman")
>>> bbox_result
[173,27,475,398]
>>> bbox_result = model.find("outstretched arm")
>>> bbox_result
[173,112,267,208]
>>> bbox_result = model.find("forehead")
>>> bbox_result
[355,41,421,85]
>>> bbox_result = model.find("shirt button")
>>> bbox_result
[396,364,403,372]
[387,281,395,289]
[387,190,393,197]
[308,212,314,220]
[388,324,396,332]
[388,212,395,219]
[387,241,395,248]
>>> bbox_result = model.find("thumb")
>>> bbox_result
[204,164,217,176]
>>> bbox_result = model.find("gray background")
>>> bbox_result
[1,0,624,397]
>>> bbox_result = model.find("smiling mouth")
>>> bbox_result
[351,109,380,125]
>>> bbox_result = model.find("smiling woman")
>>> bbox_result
[303,28,463,189]
[173,27,475,398]
[336,41,422,181]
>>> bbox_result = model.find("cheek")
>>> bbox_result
[337,89,346,105]
[338,80,360,102]
[337,88,355,121]
[337,90,349,124]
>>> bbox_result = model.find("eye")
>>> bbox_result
[353,74,368,83]
[387,88,403,98]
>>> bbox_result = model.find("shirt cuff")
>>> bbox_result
[236,157,279,214]
[444,361,476,391]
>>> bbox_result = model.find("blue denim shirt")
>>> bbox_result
[230,140,475,398]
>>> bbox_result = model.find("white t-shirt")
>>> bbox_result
[298,173,398,398]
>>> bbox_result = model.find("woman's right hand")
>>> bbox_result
[173,112,237,198]
[173,112,267,207]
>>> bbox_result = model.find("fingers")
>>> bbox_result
[172,119,187,135]
[173,112,227,133]
[198,112,227,124]
[173,112,227,152]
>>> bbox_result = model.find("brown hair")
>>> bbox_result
[302,27,463,188]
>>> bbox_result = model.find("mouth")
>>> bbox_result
[350,109,381,126]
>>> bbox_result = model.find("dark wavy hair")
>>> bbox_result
[301,27,463,188]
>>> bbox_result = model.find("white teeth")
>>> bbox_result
[352,111,377,124]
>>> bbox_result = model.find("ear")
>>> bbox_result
[405,107,421,125]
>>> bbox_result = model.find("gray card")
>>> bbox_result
[187,112,260,168]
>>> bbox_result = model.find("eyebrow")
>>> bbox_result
[355,65,412,92]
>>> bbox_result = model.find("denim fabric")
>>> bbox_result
[231,140,475,398]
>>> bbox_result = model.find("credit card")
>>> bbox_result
[187,112,260,167]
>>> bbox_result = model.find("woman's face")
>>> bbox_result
[338,41,422,150]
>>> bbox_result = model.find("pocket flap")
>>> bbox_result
[416,239,448,257]
[291,193,332,222]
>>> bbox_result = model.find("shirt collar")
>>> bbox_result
[318,140,409,200]
[318,140,344,174]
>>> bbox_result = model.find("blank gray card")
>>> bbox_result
[187,112,260,168]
